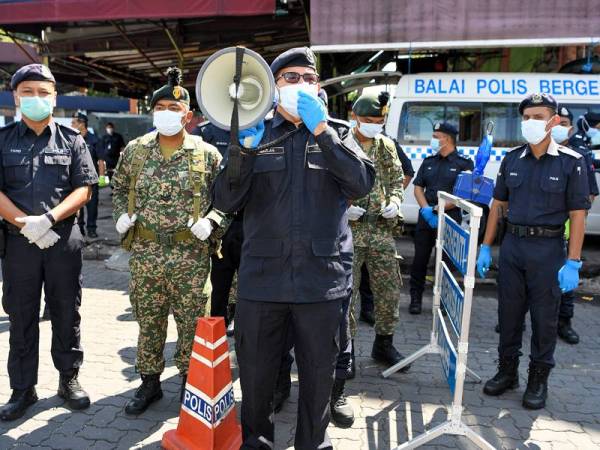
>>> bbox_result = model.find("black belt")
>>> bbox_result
[506,222,564,238]
[5,215,76,235]
[357,214,386,224]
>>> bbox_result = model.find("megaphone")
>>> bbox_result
[195,47,275,130]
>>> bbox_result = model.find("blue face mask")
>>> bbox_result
[19,96,53,121]
[587,127,600,145]
[430,137,440,152]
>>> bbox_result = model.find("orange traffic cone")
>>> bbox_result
[162,317,242,450]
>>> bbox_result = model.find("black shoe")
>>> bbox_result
[58,370,90,410]
[483,357,519,396]
[125,374,162,415]
[522,363,550,410]
[409,293,422,315]
[359,310,375,326]
[557,318,579,345]
[272,388,290,413]
[371,334,410,371]
[347,340,356,380]
[330,378,354,428]
[0,388,38,421]
[180,373,187,403]
[87,230,98,239]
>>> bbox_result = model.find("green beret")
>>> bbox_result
[352,91,390,117]
[150,67,190,108]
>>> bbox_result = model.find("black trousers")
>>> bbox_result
[359,263,374,313]
[209,220,242,321]
[559,291,575,320]
[409,216,438,299]
[2,225,84,390]
[77,184,99,232]
[235,299,342,450]
[497,233,564,367]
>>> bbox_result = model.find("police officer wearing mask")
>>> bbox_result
[408,122,473,314]
[0,64,98,420]
[212,47,375,450]
[477,93,590,410]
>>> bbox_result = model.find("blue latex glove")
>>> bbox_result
[420,206,438,229]
[297,90,327,133]
[558,259,582,293]
[239,121,265,148]
[477,244,492,278]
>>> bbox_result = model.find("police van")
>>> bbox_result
[385,73,600,234]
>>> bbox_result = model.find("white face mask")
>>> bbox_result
[357,121,383,138]
[106,127,113,135]
[588,127,600,145]
[521,119,549,145]
[153,110,184,136]
[277,83,318,118]
[551,125,570,143]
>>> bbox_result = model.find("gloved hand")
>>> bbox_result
[188,217,213,241]
[98,175,110,188]
[477,244,492,278]
[16,214,53,243]
[239,121,265,148]
[420,206,438,229]
[116,213,137,235]
[347,205,366,221]
[34,230,61,250]
[297,90,327,133]
[558,259,582,293]
[381,202,399,219]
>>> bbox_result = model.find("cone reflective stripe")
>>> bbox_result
[162,317,242,450]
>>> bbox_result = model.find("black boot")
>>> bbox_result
[330,378,354,428]
[0,388,38,421]
[409,293,422,315]
[359,310,375,326]
[483,357,519,396]
[58,369,90,410]
[347,340,356,380]
[125,374,162,415]
[371,335,410,371]
[522,363,550,410]
[180,373,187,403]
[557,318,579,345]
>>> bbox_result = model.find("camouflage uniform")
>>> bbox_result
[112,131,225,375]
[349,132,404,336]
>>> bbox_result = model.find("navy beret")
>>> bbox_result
[270,47,317,75]
[11,64,55,90]
[150,67,190,108]
[558,106,573,123]
[433,122,458,136]
[584,111,600,128]
[518,93,558,115]
[73,111,88,123]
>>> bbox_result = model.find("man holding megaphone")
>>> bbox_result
[212,47,375,450]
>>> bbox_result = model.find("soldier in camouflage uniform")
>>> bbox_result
[112,68,225,415]
[347,93,408,368]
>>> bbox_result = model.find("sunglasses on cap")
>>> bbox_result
[277,71,320,85]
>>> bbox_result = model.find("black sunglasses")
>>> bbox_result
[277,71,320,85]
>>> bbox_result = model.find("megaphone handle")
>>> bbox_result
[228,47,246,186]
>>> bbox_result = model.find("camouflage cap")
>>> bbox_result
[150,67,190,108]
[352,91,390,117]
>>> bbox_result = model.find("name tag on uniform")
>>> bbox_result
[306,144,322,154]
[9,148,22,154]
[549,176,560,181]
[257,147,284,156]
[509,172,518,176]
[450,168,457,172]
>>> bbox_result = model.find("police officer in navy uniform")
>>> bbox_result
[477,93,590,410]
[551,106,598,344]
[0,64,98,421]
[212,47,375,450]
[408,122,473,314]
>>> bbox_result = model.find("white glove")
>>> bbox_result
[381,202,399,219]
[188,218,213,241]
[34,230,61,249]
[16,214,53,243]
[347,205,366,221]
[116,213,137,234]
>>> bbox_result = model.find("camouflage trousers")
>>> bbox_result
[129,239,211,375]
[350,244,402,336]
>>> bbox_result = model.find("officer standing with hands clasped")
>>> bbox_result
[112,68,225,414]
[213,47,375,450]
[0,64,98,420]
[408,122,473,314]
[477,93,590,410]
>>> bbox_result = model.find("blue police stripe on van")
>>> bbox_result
[407,146,508,162]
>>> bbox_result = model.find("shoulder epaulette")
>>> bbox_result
[558,145,583,159]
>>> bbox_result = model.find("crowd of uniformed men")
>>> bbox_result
[0,46,597,449]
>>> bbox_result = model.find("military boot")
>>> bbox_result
[371,335,410,371]
[0,388,38,421]
[522,363,551,410]
[483,357,519,396]
[557,317,579,345]
[347,340,356,380]
[409,292,422,315]
[125,374,162,415]
[58,369,90,410]
[330,378,354,428]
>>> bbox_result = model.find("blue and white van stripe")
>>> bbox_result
[406,146,510,161]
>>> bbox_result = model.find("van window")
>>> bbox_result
[483,103,521,148]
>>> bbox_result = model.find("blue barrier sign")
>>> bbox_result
[436,313,457,394]
[182,385,235,427]
[440,263,465,336]
[442,215,469,275]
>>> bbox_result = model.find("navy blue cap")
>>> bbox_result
[558,106,573,123]
[584,111,600,128]
[518,93,558,115]
[73,111,88,124]
[433,122,458,136]
[270,47,317,75]
[11,64,56,90]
